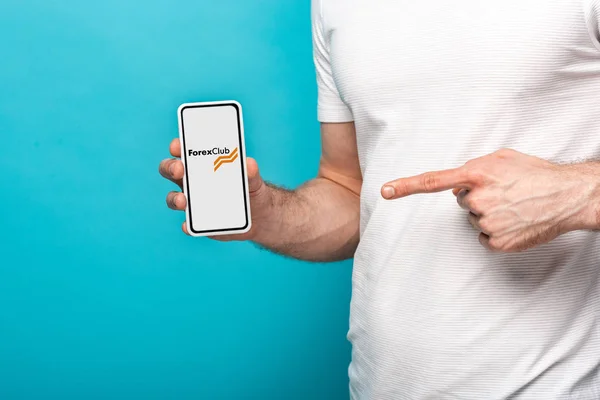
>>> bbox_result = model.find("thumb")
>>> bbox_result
[246,157,264,194]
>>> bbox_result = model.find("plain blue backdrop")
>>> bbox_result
[0,1,352,398]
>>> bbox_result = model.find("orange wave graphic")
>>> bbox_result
[214,147,239,171]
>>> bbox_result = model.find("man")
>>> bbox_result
[160,0,600,398]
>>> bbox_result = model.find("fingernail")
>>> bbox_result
[169,163,175,176]
[382,186,395,199]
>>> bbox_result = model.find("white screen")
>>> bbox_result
[180,104,248,233]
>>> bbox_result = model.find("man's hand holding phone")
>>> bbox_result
[159,138,267,241]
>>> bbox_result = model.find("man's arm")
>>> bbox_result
[249,122,361,261]
[159,122,362,262]
[564,161,600,231]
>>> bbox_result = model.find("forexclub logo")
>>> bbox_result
[187,146,239,171]
[213,147,239,172]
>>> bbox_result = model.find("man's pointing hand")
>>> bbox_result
[380,148,599,253]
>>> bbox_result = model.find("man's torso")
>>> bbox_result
[320,0,600,398]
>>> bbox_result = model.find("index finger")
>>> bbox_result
[382,167,474,199]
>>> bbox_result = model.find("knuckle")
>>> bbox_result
[160,160,173,176]
[166,192,178,208]
[496,148,515,158]
[159,160,168,174]
[465,195,480,211]
[488,237,512,252]
[478,217,492,233]
[465,169,484,185]
[421,173,438,192]
[487,237,502,251]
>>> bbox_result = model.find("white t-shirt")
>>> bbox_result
[312,0,600,398]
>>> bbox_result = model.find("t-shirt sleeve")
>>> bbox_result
[311,0,354,123]
[584,0,600,51]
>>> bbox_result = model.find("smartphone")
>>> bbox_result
[177,100,251,237]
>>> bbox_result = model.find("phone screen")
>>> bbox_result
[179,102,250,235]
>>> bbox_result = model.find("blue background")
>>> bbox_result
[0,1,352,399]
